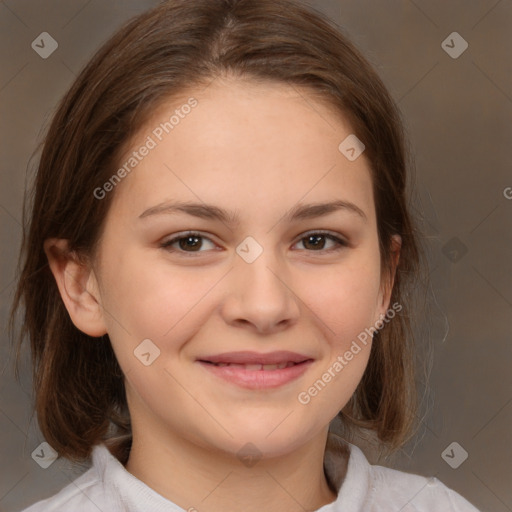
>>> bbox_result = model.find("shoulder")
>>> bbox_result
[350,444,481,511]
[325,433,481,512]
[368,465,480,511]
[19,445,119,512]
[20,443,187,512]
[19,470,103,512]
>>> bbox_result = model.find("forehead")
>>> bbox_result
[107,78,375,224]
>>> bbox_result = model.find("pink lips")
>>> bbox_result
[197,351,314,390]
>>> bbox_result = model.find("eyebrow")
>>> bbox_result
[139,199,367,225]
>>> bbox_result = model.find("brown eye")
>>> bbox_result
[294,232,348,252]
[177,235,202,251]
[161,232,216,253]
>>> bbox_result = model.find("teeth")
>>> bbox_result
[211,361,297,370]
[246,364,264,370]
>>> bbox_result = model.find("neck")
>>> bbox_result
[124,427,340,512]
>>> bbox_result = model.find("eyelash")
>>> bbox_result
[160,230,348,255]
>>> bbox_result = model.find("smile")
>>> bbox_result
[197,359,314,389]
[202,361,299,370]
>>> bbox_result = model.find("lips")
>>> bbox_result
[197,350,312,366]
[204,361,297,371]
[196,351,314,389]
[201,361,300,371]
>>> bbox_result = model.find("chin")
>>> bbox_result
[210,421,316,461]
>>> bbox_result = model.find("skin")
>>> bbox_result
[45,76,400,512]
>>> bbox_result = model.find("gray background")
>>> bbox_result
[1,1,511,511]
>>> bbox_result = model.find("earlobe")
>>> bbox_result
[43,238,108,337]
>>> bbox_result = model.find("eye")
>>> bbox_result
[160,230,348,255]
[160,232,217,253]
[293,231,348,252]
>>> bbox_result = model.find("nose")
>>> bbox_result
[220,246,300,335]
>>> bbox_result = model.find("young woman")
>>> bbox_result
[12,0,480,510]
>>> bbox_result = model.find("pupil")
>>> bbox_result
[306,235,325,250]
[179,236,201,251]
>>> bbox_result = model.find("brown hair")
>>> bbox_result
[11,0,425,463]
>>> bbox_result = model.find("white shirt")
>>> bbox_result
[21,432,480,511]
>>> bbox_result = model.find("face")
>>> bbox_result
[77,78,396,459]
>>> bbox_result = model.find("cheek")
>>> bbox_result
[98,249,222,352]
[300,251,382,346]
[296,262,379,416]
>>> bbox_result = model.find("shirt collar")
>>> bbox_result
[320,431,371,510]
[92,432,371,512]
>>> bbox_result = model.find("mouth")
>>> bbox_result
[196,351,314,389]
[199,361,302,370]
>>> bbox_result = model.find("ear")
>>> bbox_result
[377,234,402,316]
[44,238,108,337]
